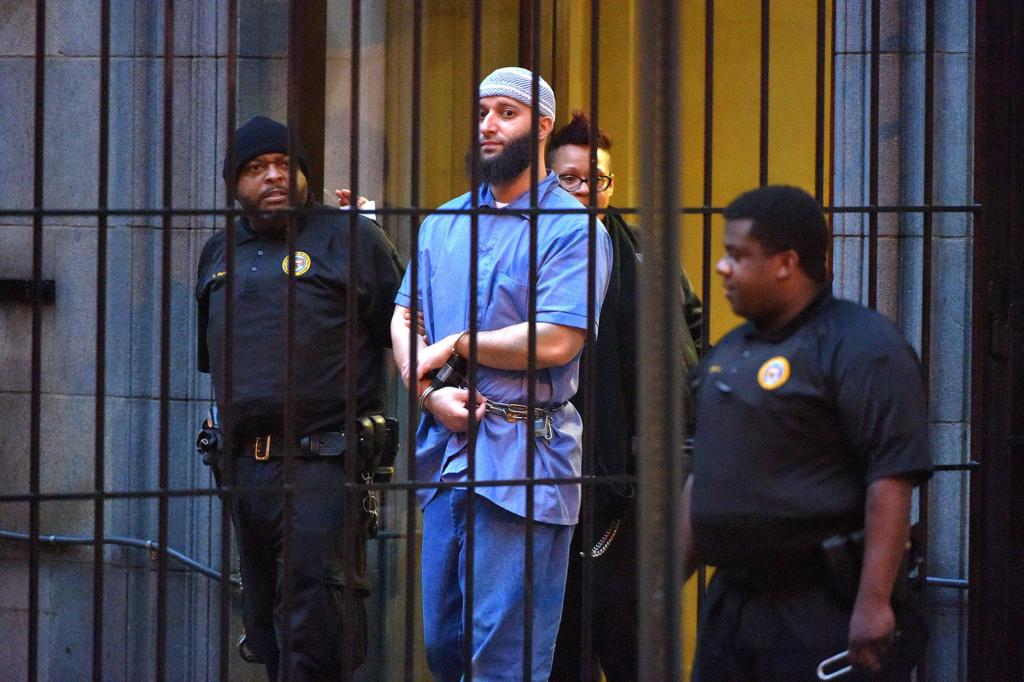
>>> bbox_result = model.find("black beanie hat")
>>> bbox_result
[223,115,310,185]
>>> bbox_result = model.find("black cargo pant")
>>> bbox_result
[692,569,924,682]
[230,455,368,682]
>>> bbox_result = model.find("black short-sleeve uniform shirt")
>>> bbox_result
[196,207,402,440]
[689,290,932,568]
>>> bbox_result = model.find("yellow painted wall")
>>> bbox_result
[681,0,833,345]
[552,0,831,347]
[385,2,831,679]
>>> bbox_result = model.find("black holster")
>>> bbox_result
[820,525,928,670]
[195,404,223,469]
[354,415,399,482]
[820,525,922,607]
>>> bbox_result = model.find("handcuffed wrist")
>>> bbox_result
[451,330,469,358]
[418,385,438,412]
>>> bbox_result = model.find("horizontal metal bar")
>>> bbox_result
[0,473,638,504]
[0,204,984,219]
[0,528,241,587]
[934,461,980,472]
[0,279,55,304]
[926,576,970,590]
[0,526,404,594]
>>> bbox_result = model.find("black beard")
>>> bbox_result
[247,214,288,237]
[240,203,288,238]
[238,191,308,238]
[465,132,534,188]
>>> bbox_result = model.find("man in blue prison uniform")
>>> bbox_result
[391,67,612,681]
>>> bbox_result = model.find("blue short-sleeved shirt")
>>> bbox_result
[396,172,612,525]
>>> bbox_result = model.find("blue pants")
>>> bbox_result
[422,489,573,681]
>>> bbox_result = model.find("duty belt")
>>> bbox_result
[239,430,348,461]
[483,400,567,442]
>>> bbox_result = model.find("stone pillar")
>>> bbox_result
[832,0,973,675]
[0,1,231,679]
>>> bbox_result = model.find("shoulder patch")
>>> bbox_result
[757,356,791,390]
[282,251,312,276]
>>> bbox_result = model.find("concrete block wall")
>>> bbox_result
[833,0,973,677]
[0,0,233,677]
[0,0,391,678]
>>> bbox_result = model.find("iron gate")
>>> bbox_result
[0,0,1006,680]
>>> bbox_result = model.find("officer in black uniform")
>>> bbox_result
[195,116,402,681]
[682,185,932,681]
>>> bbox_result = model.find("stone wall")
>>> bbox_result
[832,0,973,676]
[0,1,388,679]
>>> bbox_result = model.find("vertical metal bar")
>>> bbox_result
[28,0,46,678]
[283,1,300,675]
[814,0,826,203]
[759,0,770,186]
[342,1,362,677]
[523,6,542,676]
[218,0,239,678]
[916,3,935,679]
[550,1,559,93]
[156,1,175,678]
[867,0,880,308]
[920,1,935,414]
[970,4,1024,675]
[701,0,715,360]
[404,3,423,678]
[289,2,328,201]
[579,1,601,674]
[92,1,111,679]
[637,0,684,679]
[827,0,838,276]
[463,1,482,679]
[697,0,716,611]
[519,0,536,68]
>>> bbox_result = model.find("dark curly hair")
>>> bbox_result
[548,111,611,156]
[723,185,830,285]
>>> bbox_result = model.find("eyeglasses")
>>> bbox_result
[557,174,612,193]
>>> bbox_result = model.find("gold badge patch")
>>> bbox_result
[757,356,791,390]
[282,251,312,276]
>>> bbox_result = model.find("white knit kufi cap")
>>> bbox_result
[478,67,556,121]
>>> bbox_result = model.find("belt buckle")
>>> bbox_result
[253,435,271,461]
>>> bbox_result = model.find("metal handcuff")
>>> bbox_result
[421,335,558,442]
[816,629,902,680]
[817,649,852,680]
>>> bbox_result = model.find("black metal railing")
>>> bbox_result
[1,1,978,680]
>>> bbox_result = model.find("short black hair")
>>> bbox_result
[548,111,612,154]
[723,185,830,284]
